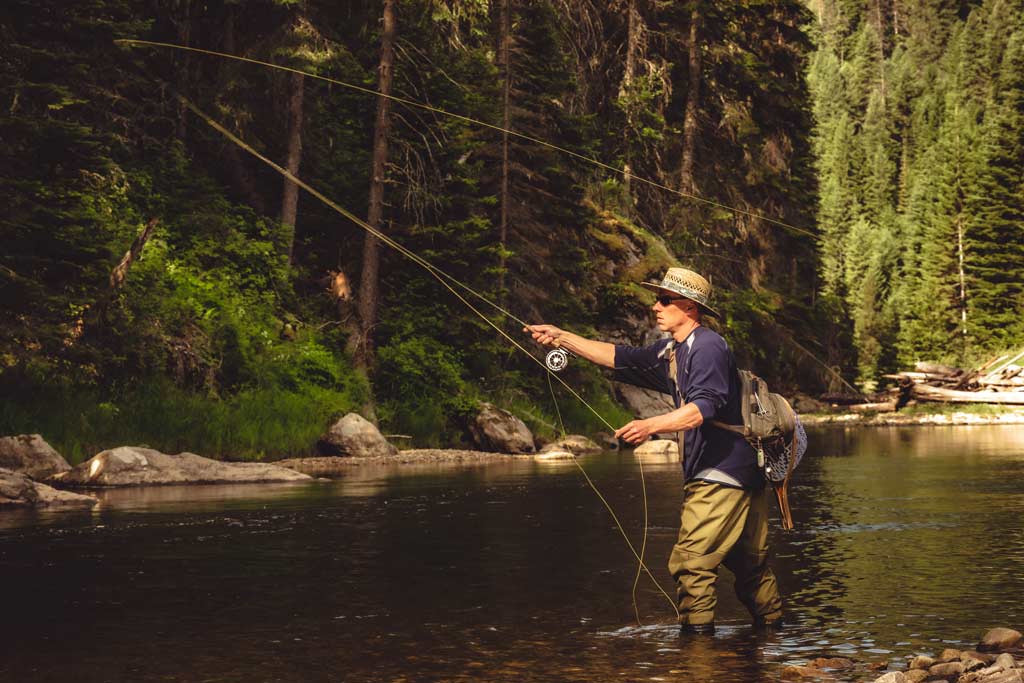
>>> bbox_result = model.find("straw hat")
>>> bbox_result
[640,267,720,318]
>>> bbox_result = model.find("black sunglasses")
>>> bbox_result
[655,294,687,306]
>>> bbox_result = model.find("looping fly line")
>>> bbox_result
[115,39,816,240]
[152,77,679,620]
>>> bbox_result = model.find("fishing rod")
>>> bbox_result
[114,39,817,240]
[155,81,681,622]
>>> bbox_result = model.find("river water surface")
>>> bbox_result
[2,425,1023,682]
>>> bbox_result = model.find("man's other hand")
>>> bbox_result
[614,419,655,445]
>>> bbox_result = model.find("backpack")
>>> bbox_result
[670,349,805,530]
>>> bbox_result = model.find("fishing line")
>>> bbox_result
[546,372,652,626]
[115,39,816,240]
[167,86,680,620]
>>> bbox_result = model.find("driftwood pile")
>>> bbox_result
[870,349,1024,410]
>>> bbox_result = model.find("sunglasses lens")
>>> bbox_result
[657,295,673,306]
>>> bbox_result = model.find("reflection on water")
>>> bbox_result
[1,425,1022,682]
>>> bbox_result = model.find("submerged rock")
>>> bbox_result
[0,434,71,480]
[808,657,855,670]
[55,447,311,487]
[468,403,535,454]
[0,468,96,507]
[317,413,397,458]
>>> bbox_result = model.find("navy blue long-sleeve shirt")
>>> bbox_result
[614,327,762,489]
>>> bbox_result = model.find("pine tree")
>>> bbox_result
[964,28,1024,349]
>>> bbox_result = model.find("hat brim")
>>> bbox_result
[640,281,720,318]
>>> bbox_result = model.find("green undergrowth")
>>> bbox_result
[0,379,365,465]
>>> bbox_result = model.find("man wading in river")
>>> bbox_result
[526,267,784,634]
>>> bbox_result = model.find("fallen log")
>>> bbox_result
[883,372,961,383]
[914,362,963,377]
[848,401,897,413]
[911,383,1024,405]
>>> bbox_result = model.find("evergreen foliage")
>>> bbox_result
[0,0,850,456]
[808,0,1024,382]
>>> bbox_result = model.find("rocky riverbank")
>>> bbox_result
[781,627,1023,683]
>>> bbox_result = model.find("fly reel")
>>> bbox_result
[545,347,574,372]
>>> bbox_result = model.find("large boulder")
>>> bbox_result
[0,468,96,507]
[614,382,674,419]
[0,434,71,480]
[539,434,602,456]
[317,413,397,457]
[55,447,311,487]
[469,403,535,454]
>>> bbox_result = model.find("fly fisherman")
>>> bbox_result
[526,267,784,634]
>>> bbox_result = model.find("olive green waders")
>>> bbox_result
[667,479,783,626]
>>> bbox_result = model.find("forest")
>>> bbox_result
[1,0,1021,460]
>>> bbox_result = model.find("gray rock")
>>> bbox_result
[633,439,679,459]
[534,449,575,461]
[0,468,96,507]
[539,434,601,456]
[927,661,964,680]
[962,656,987,672]
[994,653,1017,671]
[468,403,535,454]
[0,467,38,505]
[57,447,311,487]
[979,628,1023,652]
[33,480,98,506]
[872,672,907,683]
[0,434,71,480]
[962,651,998,665]
[317,413,397,457]
[613,382,674,419]
[909,655,935,670]
[903,670,928,683]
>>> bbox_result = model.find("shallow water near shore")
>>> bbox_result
[3,425,1023,682]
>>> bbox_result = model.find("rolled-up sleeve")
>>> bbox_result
[614,339,673,394]
[685,337,730,421]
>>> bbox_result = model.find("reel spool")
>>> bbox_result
[545,347,573,372]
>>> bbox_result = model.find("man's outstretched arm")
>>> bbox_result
[524,324,616,368]
[614,404,705,444]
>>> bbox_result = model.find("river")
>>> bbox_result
[2,425,1023,682]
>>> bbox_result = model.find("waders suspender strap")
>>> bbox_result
[668,343,684,463]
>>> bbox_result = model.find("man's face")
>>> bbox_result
[652,295,698,334]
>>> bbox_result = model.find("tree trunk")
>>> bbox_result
[220,7,265,214]
[873,0,887,103]
[679,5,701,195]
[110,218,159,292]
[621,0,638,209]
[354,0,397,367]
[498,0,511,298]
[175,0,191,144]
[280,69,305,264]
